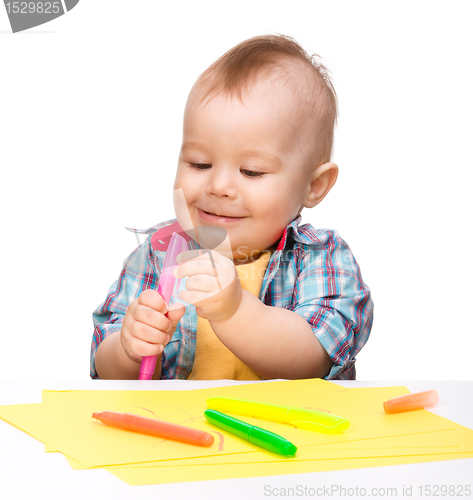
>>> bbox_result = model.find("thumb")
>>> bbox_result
[166,303,186,331]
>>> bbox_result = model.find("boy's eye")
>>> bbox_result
[189,163,212,170]
[242,169,264,178]
[189,163,265,178]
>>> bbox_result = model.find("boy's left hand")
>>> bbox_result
[174,249,242,323]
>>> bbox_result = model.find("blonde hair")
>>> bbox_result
[192,34,338,169]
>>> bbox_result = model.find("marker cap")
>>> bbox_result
[383,389,439,414]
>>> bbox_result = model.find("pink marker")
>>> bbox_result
[139,232,188,380]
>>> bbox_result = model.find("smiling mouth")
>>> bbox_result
[201,209,243,218]
[205,210,230,216]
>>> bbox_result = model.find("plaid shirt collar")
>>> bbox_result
[127,214,318,257]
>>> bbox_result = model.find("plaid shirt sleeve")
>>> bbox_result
[90,239,158,379]
[291,230,373,380]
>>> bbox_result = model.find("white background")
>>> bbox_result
[0,1,472,381]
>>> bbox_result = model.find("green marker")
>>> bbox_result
[204,409,297,457]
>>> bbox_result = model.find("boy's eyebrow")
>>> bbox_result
[181,141,206,151]
[242,149,283,167]
[181,142,283,167]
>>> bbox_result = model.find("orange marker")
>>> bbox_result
[383,390,439,414]
[92,411,214,447]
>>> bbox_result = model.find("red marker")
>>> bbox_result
[92,411,214,447]
[383,390,439,414]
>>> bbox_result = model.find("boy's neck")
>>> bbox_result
[233,243,277,266]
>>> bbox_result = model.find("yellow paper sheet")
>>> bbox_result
[54,426,469,471]
[1,379,473,486]
[106,452,473,486]
[0,382,460,469]
[31,382,432,468]
[6,379,346,467]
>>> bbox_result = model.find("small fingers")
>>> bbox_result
[185,274,217,293]
[137,288,168,314]
[175,250,218,278]
[133,303,172,332]
[179,289,211,306]
[125,322,170,357]
[133,320,171,344]
[126,336,163,359]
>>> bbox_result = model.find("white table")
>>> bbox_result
[1,380,472,500]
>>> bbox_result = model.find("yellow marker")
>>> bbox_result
[206,397,350,434]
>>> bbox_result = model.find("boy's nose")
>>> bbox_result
[206,169,238,198]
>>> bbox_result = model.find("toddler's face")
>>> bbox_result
[174,80,313,264]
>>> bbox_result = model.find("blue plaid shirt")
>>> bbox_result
[91,215,373,380]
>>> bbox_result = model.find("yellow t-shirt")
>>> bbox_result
[187,249,273,380]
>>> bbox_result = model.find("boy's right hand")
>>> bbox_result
[120,289,186,363]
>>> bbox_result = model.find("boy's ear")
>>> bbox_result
[303,161,338,208]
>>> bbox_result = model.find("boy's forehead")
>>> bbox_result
[182,62,323,168]
[184,75,315,163]
[183,86,303,151]
[186,75,309,129]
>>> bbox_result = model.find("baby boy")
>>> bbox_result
[91,34,373,381]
